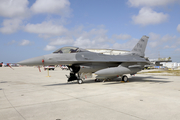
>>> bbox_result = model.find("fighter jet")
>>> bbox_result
[18,35,150,84]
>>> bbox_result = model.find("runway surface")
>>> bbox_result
[0,67,180,120]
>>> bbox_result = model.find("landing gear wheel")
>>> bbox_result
[78,79,83,84]
[95,79,100,82]
[122,75,128,82]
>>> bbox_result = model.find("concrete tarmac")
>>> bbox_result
[0,67,180,120]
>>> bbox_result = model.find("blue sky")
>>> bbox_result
[0,0,180,63]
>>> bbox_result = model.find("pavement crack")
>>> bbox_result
[2,89,26,120]
[44,88,145,120]
[77,98,145,120]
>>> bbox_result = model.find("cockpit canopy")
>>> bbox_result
[53,47,88,54]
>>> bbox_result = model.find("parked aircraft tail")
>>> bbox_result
[131,35,149,57]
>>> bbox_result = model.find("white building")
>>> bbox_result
[178,63,180,66]
[86,48,129,55]
[161,62,180,69]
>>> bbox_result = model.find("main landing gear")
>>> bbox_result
[121,75,128,82]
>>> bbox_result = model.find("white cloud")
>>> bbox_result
[140,34,180,59]
[44,45,56,51]
[73,37,93,48]
[149,42,159,48]
[129,0,176,27]
[45,27,112,49]
[177,38,180,44]
[73,36,110,49]
[128,0,177,7]
[112,34,131,40]
[71,27,112,48]
[175,48,180,52]
[7,40,16,45]
[31,0,71,16]
[0,0,29,18]
[149,33,176,42]
[161,35,176,42]
[132,7,168,26]
[49,37,74,46]
[148,33,163,48]
[78,28,113,43]
[113,38,139,50]
[177,24,180,33]
[164,45,176,49]
[24,21,68,37]
[148,33,178,48]
[0,0,71,34]
[149,32,161,41]
[0,18,22,34]
[147,33,180,57]
[20,40,30,46]
[74,28,108,40]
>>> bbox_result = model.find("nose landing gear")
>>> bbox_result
[66,65,83,84]
[66,72,83,84]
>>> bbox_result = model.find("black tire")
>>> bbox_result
[95,79,100,82]
[122,75,128,82]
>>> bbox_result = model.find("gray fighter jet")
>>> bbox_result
[18,35,150,84]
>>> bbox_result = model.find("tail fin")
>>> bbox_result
[131,35,149,57]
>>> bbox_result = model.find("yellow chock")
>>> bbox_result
[46,68,51,77]
[120,81,129,83]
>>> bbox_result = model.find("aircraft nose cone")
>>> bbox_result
[18,56,44,66]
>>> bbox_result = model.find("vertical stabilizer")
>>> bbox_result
[131,35,149,57]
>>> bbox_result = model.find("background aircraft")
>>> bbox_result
[18,35,150,84]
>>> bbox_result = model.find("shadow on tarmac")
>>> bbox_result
[44,76,172,86]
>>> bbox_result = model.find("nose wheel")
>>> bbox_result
[78,79,83,84]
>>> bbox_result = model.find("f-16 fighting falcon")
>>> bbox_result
[18,35,150,84]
